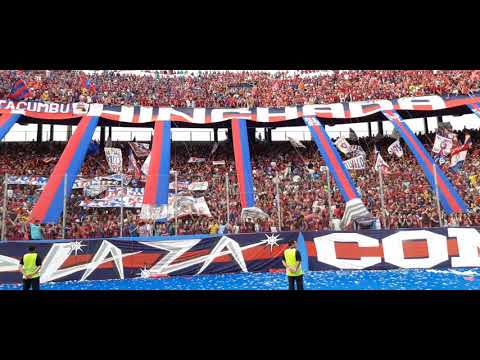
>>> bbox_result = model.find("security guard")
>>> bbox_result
[282,239,304,290]
[18,246,42,291]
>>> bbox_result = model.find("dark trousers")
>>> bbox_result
[288,275,304,290]
[22,277,40,291]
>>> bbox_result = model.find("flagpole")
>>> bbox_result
[62,174,67,239]
[275,171,282,231]
[378,167,386,229]
[174,171,178,235]
[225,171,230,225]
[433,164,443,227]
[1,173,8,242]
[120,174,124,237]
[326,168,333,230]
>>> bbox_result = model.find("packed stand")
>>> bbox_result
[1,127,480,240]
[1,70,480,107]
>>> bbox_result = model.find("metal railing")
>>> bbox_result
[0,159,451,241]
[1,129,373,143]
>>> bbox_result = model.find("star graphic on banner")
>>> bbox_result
[138,266,151,279]
[262,234,282,253]
[69,241,86,257]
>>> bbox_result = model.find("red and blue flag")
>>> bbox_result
[303,116,360,202]
[467,102,480,118]
[80,72,96,95]
[30,116,100,223]
[0,112,22,140]
[8,79,30,101]
[231,119,255,208]
[143,121,171,206]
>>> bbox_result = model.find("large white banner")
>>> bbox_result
[0,94,479,123]
[79,187,144,208]
[169,181,190,191]
[140,195,212,220]
[343,155,366,170]
[7,176,48,186]
[104,147,123,174]
[241,207,269,222]
[8,175,127,192]
[188,157,206,163]
[188,181,209,191]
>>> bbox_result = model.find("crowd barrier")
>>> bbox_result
[1,227,480,284]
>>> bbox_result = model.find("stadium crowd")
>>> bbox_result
[1,70,480,107]
[1,127,480,240]
[2,69,480,240]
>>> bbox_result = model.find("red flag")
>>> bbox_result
[80,72,87,90]
[89,82,96,95]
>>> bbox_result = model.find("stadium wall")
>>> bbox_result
[2,227,480,284]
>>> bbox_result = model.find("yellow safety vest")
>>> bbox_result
[23,253,40,279]
[284,248,303,277]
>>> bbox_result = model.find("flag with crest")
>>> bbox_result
[334,136,352,154]
[387,140,404,158]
